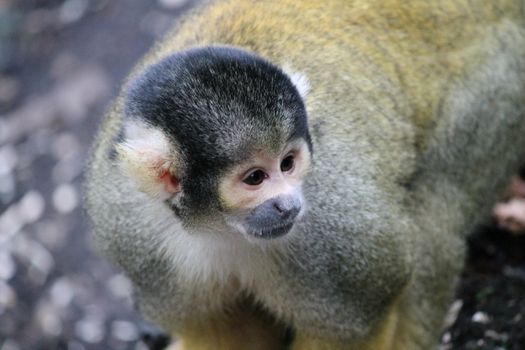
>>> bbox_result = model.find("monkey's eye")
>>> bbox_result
[243,170,267,186]
[280,155,295,172]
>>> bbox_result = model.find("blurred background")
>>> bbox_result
[0,1,524,349]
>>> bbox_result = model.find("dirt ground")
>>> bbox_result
[1,1,524,349]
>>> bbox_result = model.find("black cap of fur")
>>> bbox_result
[124,46,310,220]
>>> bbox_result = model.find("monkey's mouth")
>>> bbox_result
[247,222,295,239]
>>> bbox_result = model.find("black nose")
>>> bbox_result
[272,198,300,221]
[245,196,302,239]
[246,195,302,228]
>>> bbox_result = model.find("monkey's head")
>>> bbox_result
[116,46,312,241]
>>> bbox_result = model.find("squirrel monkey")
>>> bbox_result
[84,0,525,349]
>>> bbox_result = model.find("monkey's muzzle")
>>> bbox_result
[245,195,302,239]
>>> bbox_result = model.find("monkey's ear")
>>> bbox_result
[282,65,310,98]
[116,120,182,200]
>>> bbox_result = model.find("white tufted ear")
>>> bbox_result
[116,119,181,199]
[282,65,310,98]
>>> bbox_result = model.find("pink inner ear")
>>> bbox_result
[159,170,180,194]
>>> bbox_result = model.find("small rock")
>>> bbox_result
[485,329,509,342]
[52,183,78,214]
[107,274,133,300]
[0,281,16,309]
[503,265,525,281]
[0,144,18,176]
[35,300,62,336]
[59,0,89,24]
[472,311,490,324]
[29,243,55,277]
[0,172,15,203]
[0,251,15,281]
[442,299,463,329]
[157,0,190,10]
[17,190,46,224]
[111,320,139,342]
[0,206,23,242]
[50,277,75,308]
[441,331,451,344]
[75,316,105,344]
[12,236,54,283]
[437,344,452,350]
